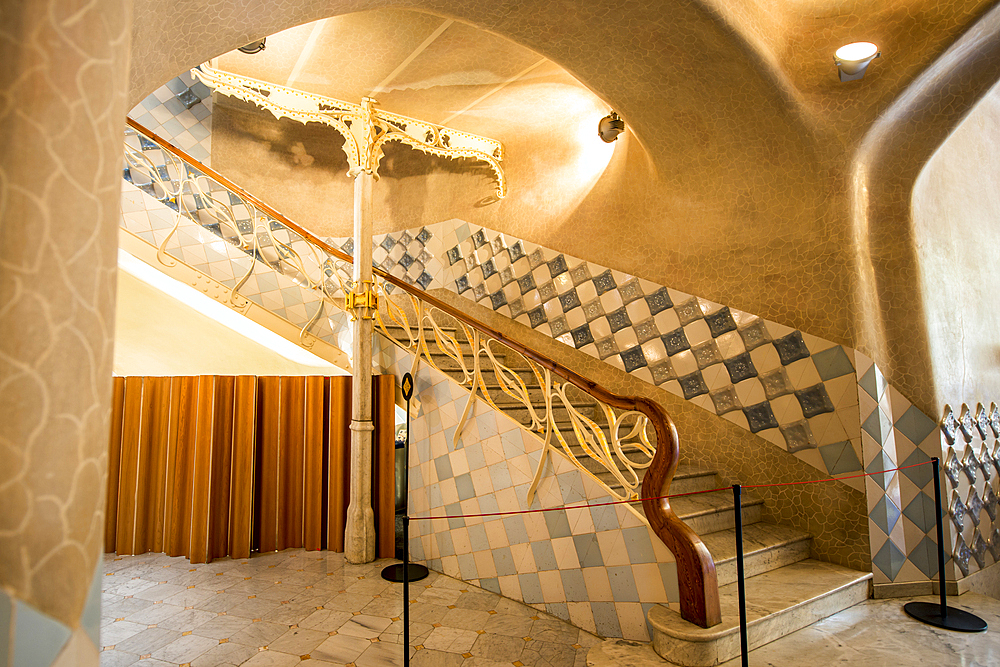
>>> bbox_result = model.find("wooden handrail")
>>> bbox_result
[124,116,721,628]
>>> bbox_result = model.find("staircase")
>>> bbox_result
[121,121,872,666]
[400,322,872,666]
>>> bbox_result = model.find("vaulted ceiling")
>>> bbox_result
[130,0,1000,415]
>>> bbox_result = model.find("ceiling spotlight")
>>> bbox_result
[238,38,267,54]
[598,111,625,143]
[834,42,879,82]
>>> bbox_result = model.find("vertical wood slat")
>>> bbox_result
[373,374,396,559]
[327,376,352,553]
[106,373,400,561]
[189,375,216,563]
[256,376,280,553]
[277,377,305,550]
[164,376,197,557]
[303,376,326,551]
[142,377,171,555]
[209,376,236,561]
[229,376,257,559]
[115,377,143,555]
[105,377,126,554]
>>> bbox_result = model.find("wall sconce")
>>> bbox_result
[834,42,879,82]
[238,38,267,54]
[598,111,625,143]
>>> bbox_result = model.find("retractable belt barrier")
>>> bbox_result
[392,458,985,667]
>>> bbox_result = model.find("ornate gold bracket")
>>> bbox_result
[345,281,379,320]
[194,63,507,198]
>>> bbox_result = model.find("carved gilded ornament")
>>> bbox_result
[193,64,507,198]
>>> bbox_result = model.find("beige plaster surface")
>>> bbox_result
[911,78,1000,413]
[0,0,131,629]
[113,269,339,376]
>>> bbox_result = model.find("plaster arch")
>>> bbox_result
[131,1,847,349]
[851,3,1000,416]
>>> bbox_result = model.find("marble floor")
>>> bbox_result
[99,549,601,667]
[590,593,1000,667]
[100,548,1000,667]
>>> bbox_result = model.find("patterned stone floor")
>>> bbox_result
[99,549,601,667]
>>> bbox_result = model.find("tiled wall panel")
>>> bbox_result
[336,221,865,491]
[940,404,1000,582]
[129,73,214,164]
[378,338,679,640]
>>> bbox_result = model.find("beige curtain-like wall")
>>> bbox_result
[105,375,396,562]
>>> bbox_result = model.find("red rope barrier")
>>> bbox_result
[408,459,932,521]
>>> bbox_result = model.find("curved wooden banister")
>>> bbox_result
[124,116,721,628]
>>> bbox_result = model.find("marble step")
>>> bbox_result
[699,522,813,587]
[647,559,872,666]
[578,460,717,496]
[671,490,763,535]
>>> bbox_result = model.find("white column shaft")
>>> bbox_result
[345,171,377,563]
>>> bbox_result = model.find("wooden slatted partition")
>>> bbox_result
[327,377,352,552]
[229,376,257,559]
[107,374,395,562]
[105,377,125,553]
[373,374,396,559]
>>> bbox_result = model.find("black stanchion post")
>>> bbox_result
[733,484,748,667]
[383,373,428,583]
[903,457,987,632]
[403,515,410,667]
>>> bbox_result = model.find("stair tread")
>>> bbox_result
[701,522,812,564]
[670,490,763,522]
[649,559,872,641]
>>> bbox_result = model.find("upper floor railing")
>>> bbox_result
[121,117,721,628]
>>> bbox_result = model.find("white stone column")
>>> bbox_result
[345,171,377,563]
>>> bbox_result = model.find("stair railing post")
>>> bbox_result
[733,484,748,667]
[903,457,988,632]
[933,456,947,619]
[404,514,410,667]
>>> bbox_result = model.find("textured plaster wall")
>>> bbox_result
[0,0,132,663]
[912,79,1000,410]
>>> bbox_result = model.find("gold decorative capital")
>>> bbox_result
[194,64,507,198]
[345,281,379,320]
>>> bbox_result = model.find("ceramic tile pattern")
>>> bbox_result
[119,130,351,352]
[128,73,214,165]
[938,403,1000,583]
[98,549,600,667]
[854,353,944,585]
[376,339,679,641]
[336,221,864,490]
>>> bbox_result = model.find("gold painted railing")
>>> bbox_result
[120,117,721,628]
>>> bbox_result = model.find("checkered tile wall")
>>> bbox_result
[377,340,679,641]
[120,179,352,354]
[330,221,865,491]
[855,353,946,584]
[128,73,214,164]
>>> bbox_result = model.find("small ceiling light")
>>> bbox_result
[834,42,879,82]
[598,111,625,143]
[238,38,267,54]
